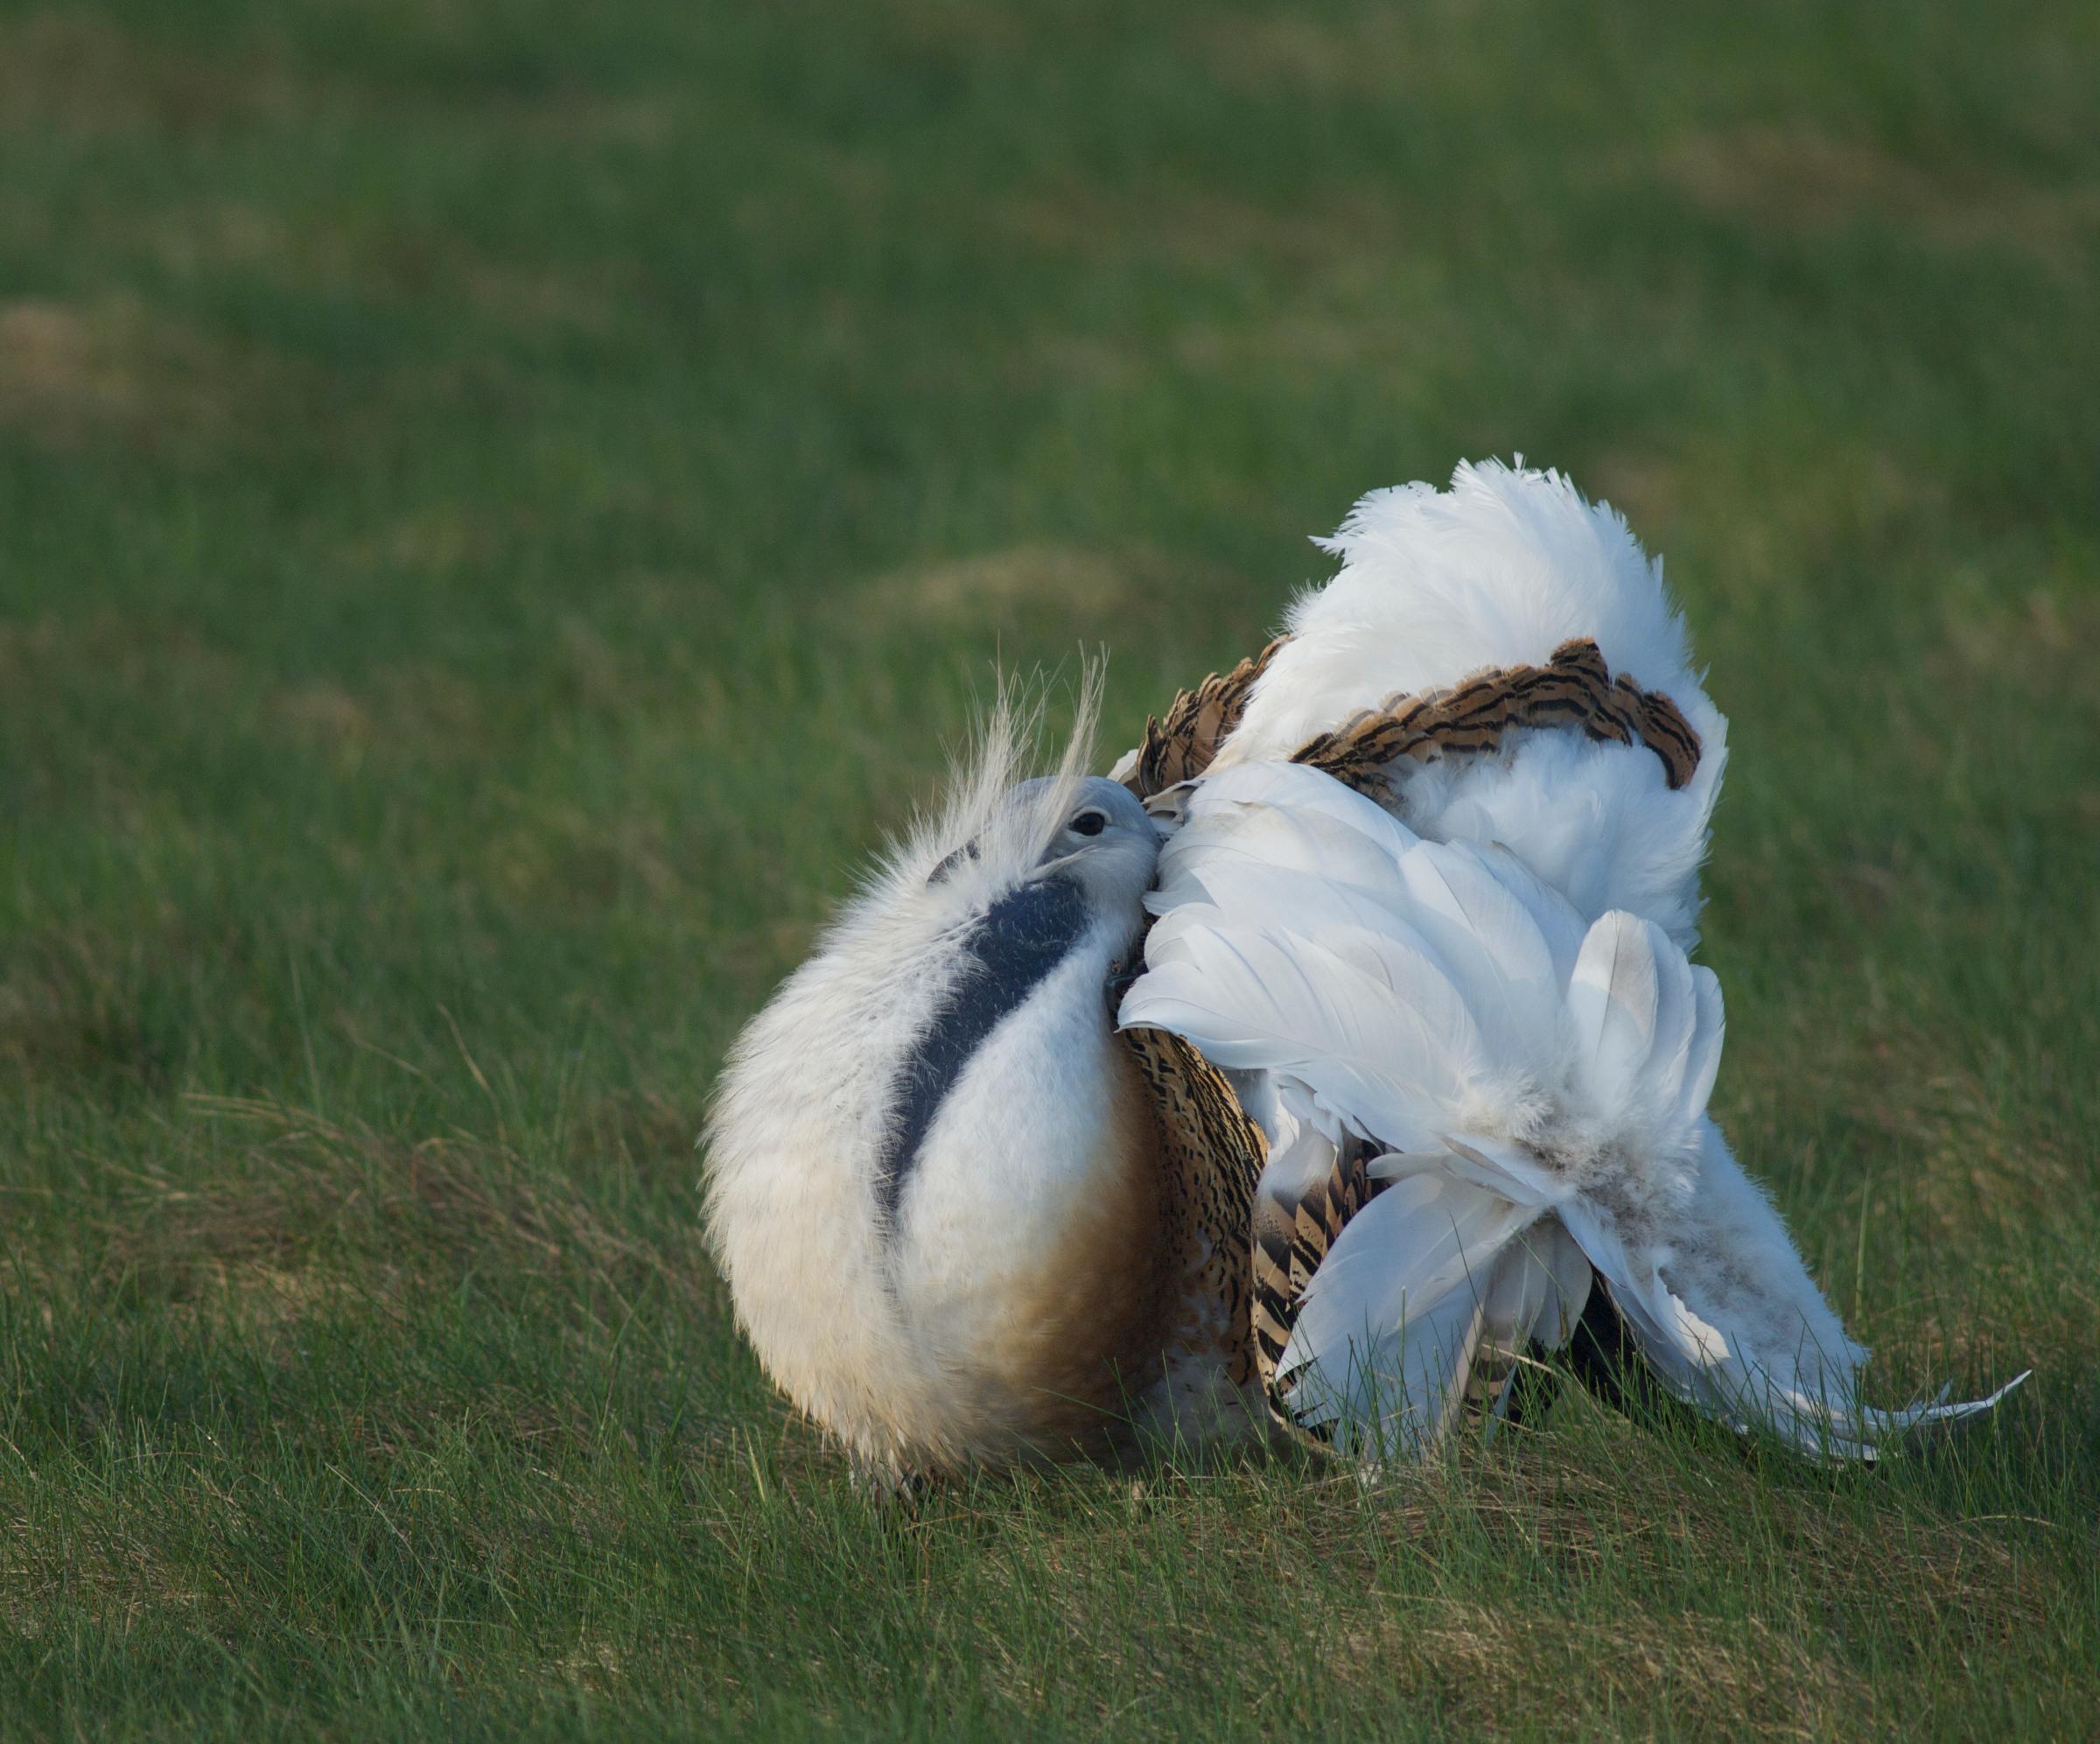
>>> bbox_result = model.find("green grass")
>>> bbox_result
[4,0,2097,1734]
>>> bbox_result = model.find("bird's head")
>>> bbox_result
[826,672,1163,978]
[926,773,1160,953]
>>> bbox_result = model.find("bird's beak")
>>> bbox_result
[1141,782,1195,839]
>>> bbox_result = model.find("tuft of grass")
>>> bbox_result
[3,0,2097,1736]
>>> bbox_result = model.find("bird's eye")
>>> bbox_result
[1069,809,1109,837]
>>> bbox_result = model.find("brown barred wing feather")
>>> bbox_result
[1125,636,1287,799]
[1118,1024,1268,1388]
[1250,1143,1382,1431]
[1292,638,1702,799]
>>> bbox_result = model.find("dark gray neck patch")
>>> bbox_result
[875,876,1092,1235]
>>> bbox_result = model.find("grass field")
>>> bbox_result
[4,0,2098,1735]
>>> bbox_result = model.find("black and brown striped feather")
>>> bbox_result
[1248,1142,1382,1425]
[1289,637,1702,799]
[1118,1024,1267,1387]
[1124,636,1288,799]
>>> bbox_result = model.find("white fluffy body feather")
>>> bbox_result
[1214,459,1729,949]
[1122,760,2020,1457]
[1121,464,2019,1458]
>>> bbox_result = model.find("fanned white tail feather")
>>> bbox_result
[1214,460,1732,951]
[1120,760,2025,1459]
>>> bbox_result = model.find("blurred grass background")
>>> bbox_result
[3,0,2097,1736]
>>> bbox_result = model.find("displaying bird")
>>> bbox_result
[704,459,2021,1488]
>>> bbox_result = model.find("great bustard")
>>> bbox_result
[704,459,2020,1487]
